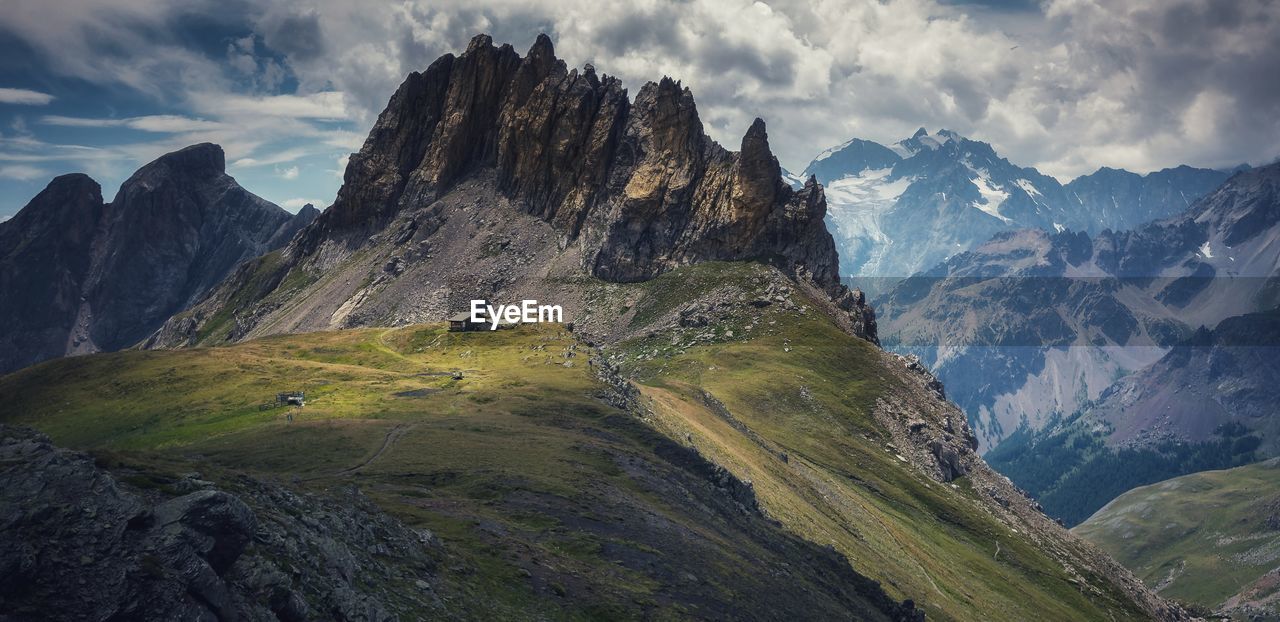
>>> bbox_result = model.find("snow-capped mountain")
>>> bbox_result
[800,128,1077,283]
[876,162,1280,452]
[799,128,1232,287]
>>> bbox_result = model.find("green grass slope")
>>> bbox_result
[1,322,907,620]
[0,262,1165,621]
[608,267,1156,621]
[1076,458,1280,619]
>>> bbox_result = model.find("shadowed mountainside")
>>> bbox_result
[0,144,317,373]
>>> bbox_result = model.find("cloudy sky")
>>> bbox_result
[1,0,1277,219]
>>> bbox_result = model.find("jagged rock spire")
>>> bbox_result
[315,33,845,291]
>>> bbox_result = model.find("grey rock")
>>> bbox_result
[0,144,309,373]
[0,425,445,621]
[152,34,878,348]
[929,438,968,482]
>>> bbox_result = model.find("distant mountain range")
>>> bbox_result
[876,162,1280,454]
[0,144,317,373]
[790,128,1241,288]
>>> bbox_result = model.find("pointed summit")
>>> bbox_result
[935,129,964,143]
[739,117,780,185]
[527,33,554,60]
[803,137,902,184]
[466,33,493,53]
[1,173,103,245]
[741,118,770,153]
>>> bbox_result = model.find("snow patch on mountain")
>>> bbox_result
[1015,179,1043,199]
[891,128,964,158]
[822,168,915,278]
[824,168,911,205]
[969,169,1012,224]
[887,142,915,158]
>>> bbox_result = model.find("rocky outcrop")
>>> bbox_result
[0,144,304,373]
[1088,306,1280,450]
[151,34,876,347]
[864,352,1188,621]
[0,425,443,620]
[315,34,839,289]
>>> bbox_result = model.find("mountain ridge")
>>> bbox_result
[985,305,1280,526]
[0,144,316,373]
[149,33,876,350]
[878,161,1280,451]
[800,129,1237,285]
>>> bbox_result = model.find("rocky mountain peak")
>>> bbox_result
[136,142,226,179]
[312,33,848,293]
[525,32,556,66]
[1191,161,1280,247]
[731,117,782,229]
[154,33,879,349]
[740,118,775,173]
[466,32,493,52]
[0,173,105,273]
[6,173,104,230]
[43,171,100,193]
[0,143,301,373]
[631,77,704,157]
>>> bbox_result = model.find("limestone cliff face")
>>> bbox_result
[151,34,876,348]
[311,34,844,290]
[0,145,312,373]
